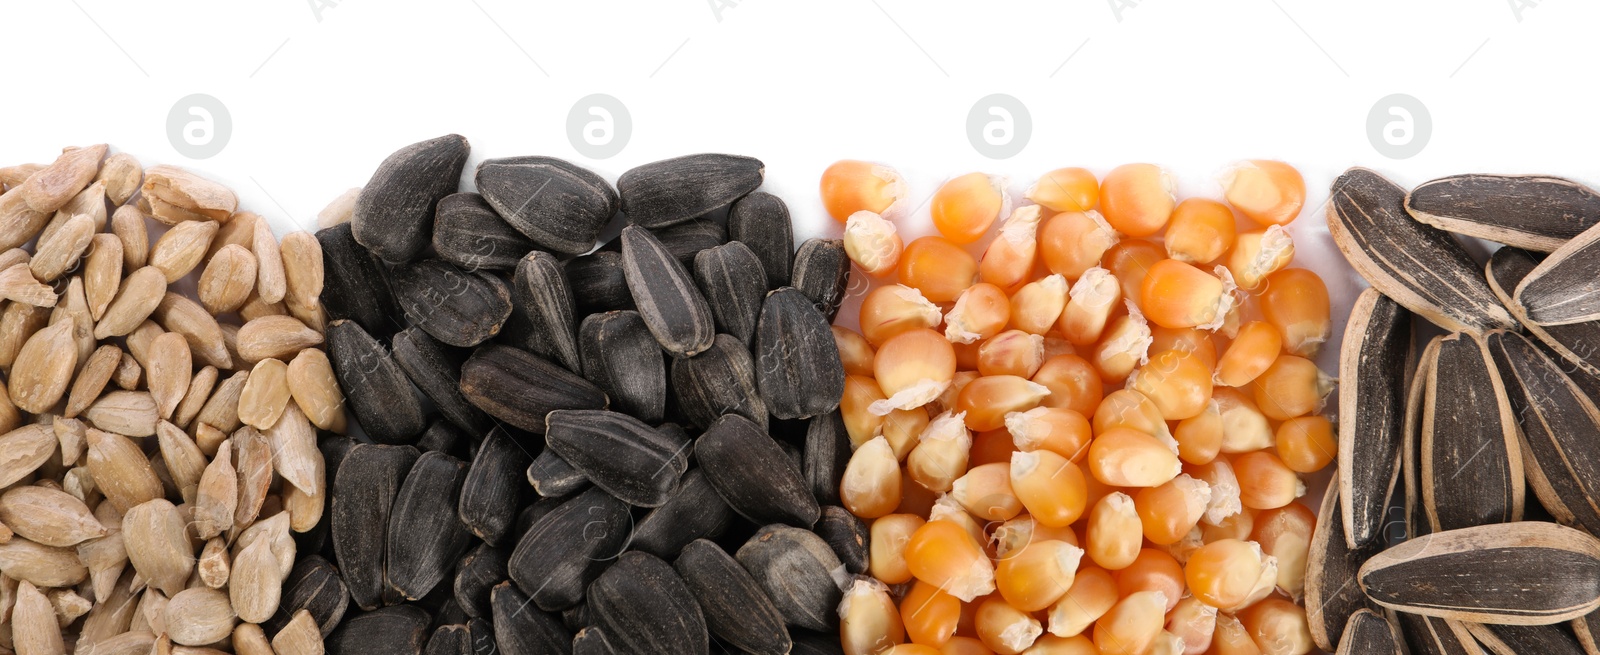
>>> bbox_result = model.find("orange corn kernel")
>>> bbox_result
[1041,335,1075,360]
[1047,565,1116,638]
[875,328,959,415]
[840,578,907,655]
[842,375,889,449]
[1091,389,1169,440]
[1173,402,1223,466]
[979,330,1047,378]
[1210,613,1265,655]
[844,211,904,277]
[1214,387,1274,453]
[1129,349,1215,421]
[1039,210,1119,282]
[1184,538,1269,611]
[976,597,1043,655]
[899,468,939,517]
[981,206,1045,290]
[1222,160,1305,227]
[1235,598,1313,655]
[1100,163,1175,238]
[933,173,1007,244]
[1092,590,1170,655]
[1088,427,1182,488]
[1225,227,1294,290]
[1231,451,1305,510]
[907,411,973,493]
[1090,304,1153,384]
[884,645,944,655]
[1202,507,1255,544]
[970,428,1021,467]
[1149,326,1218,369]
[1251,503,1315,599]
[903,580,962,647]
[1134,474,1213,546]
[957,375,1051,432]
[1010,450,1088,528]
[1185,457,1243,528]
[1214,321,1282,388]
[902,236,980,304]
[821,159,907,221]
[1104,238,1166,303]
[870,514,927,585]
[1249,355,1333,421]
[954,340,983,371]
[1275,415,1335,473]
[1140,260,1235,331]
[993,515,1079,559]
[945,283,1012,345]
[841,436,902,519]
[1085,491,1143,570]
[1032,355,1103,417]
[1006,407,1092,462]
[1259,269,1331,358]
[939,636,994,655]
[930,495,990,548]
[1059,267,1121,347]
[834,326,878,377]
[883,406,931,461]
[861,284,943,346]
[1027,167,1099,213]
[1165,198,1237,265]
[933,370,981,416]
[1020,634,1097,654]
[905,519,996,602]
[1113,549,1186,612]
[950,462,1023,522]
[1166,595,1218,655]
[996,539,1083,613]
[1008,274,1069,335]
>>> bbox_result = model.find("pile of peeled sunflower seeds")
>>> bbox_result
[1315,169,1600,655]
[300,135,852,654]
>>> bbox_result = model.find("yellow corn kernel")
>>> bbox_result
[1040,210,1119,281]
[902,236,980,304]
[870,514,926,585]
[1203,508,1256,544]
[971,428,1021,467]
[1128,349,1214,421]
[1251,503,1315,599]
[1046,565,1116,638]
[1008,274,1068,336]
[840,578,907,655]
[946,283,1012,345]
[1174,401,1222,466]
[822,159,907,222]
[861,284,943,347]
[1140,260,1236,331]
[883,645,944,655]
[1090,303,1153,384]
[1059,267,1121,347]
[1210,612,1265,655]
[1275,416,1335,474]
[834,326,878,378]
[884,406,931,461]
[899,469,938,517]
[1165,525,1206,567]
[996,539,1083,613]
[1185,458,1243,528]
[1214,321,1282,388]
[978,330,1046,379]
[842,375,889,449]
[905,519,996,602]
[957,375,1051,432]
[1091,389,1169,440]
[1041,335,1074,360]
[932,371,980,417]
[933,173,1007,245]
[976,597,1043,655]
[1149,631,1188,655]
[1214,388,1274,453]
[981,206,1045,291]
[1019,634,1096,655]
[1100,164,1175,238]
[1235,598,1313,655]
[1006,407,1092,462]
[1134,474,1212,546]
[1088,428,1181,489]
[953,340,982,372]
[992,514,1079,559]
[1225,226,1294,291]
[1085,491,1142,570]
[874,328,959,416]
[1114,549,1186,613]
[950,462,1023,522]
[1032,355,1103,418]
[1249,355,1333,421]
[1149,326,1219,369]
[1010,451,1088,528]
[842,436,902,519]
[1165,198,1237,265]
[1027,168,1099,213]
[844,210,904,277]
[903,580,962,648]
[930,494,989,547]
[1104,238,1166,303]
[1222,160,1305,227]
[1231,451,1304,511]
[1092,590,1169,655]
[1166,594,1218,655]
[1259,269,1332,358]
[939,636,994,655]
[907,411,973,493]
[1184,539,1267,611]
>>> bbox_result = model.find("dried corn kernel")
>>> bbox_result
[953,340,982,372]
[1258,269,1331,358]
[1222,160,1305,227]
[1113,549,1186,612]
[1006,406,1092,462]
[1214,387,1274,453]
[1166,595,1218,655]
[976,597,1043,655]
[950,462,1023,522]
[1274,415,1334,473]
[902,236,980,303]
[1009,274,1068,335]
[1214,321,1281,388]
[930,494,989,547]
[945,283,1011,345]
[870,514,927,585]
[971,428,1021,467]
[1128,349,1214,421]
[1202,508,1255,544]
[1059,267,1121,347]
[1226,226,1294,290]
[1091,389,1169,440]
[899,468,939,517]
[843,375,889,448]
[1251,503,1315,599]
[1032,355,1103,417]
[1139,259,1237,331]
[822,159,907,221]
[993,514,1080,558]
[840,578,907,655]
[1165,198,1237,265]
[905,519,996,602]
[1231,451,1305,510]
[1020,634,1097,654]
[834,326,878,377]
[1040,210,1119,280]
[842,436,903,519]
[1085,491,1143,570]
[883,645,943,655]
[996,539,1083,612]
[1090,303,1153,383]
[933,173,1007,244]
[1134,474,1212,546]
[1087,427,1180,488]
[1027,168,1099,213]
[1235,598,1313,655]
[1104,238,1166,303]
[957,375,1051,432]
[1100,163,1175,238]
[906,412,971,493]
[1148,326,1219,369]
[1010,450,1088,528]
[1047,565,1116,637]
[1210,612,1264,655]
[861,284,943,346]
[883,406,931,461]
[978,330,1046,378]
[1092,590,1169,655]
[1248,355,1333,421]
[902,580,962,647]
[939,637,992,655]
[1041,335,1074,360]
[1173,401,1222,466]
[1184,539,1267,611]
[1150,631,1188,655]
[874,328,959,416]
[845,210,904,277]
[981,206,1045,290]
[1185,458,1243,527]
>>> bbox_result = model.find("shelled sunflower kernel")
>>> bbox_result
[827,160,1328,655]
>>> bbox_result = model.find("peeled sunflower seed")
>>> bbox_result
[491,581,574,655]
[617,153,763,229]
[0,424,57,487]
[1422,332,1524,532]
[453,542,507,620]
[391,259,512,347]
[1338,609,1405,655]
[475,156,618,255]
[1339,288,1414,549]
[728,191,794,290]
[123,498,195,597]
[566,250,635,316]
[631,468,735,560]
[621,224,715,357]
[1360,521,1600,625]
[352,134,470,263]
[266,555,349,638]
[526,448,588,498]
[512,251,581,372]
[545,409,685,507]
[756,287,847,420]
[578,310,666,424]
[0,485,104,547]
[1327,167,1516,335]
[432,192,538,271]
[1468,623,1588,655]
[588,550,710,655]
[460,344,607,433]
[385,451,473,602]
[1306,474,1385,652]
[696,413,820,527]
[1405,174,1600,252]
[392,326,493,436]
[326,604,432,655]
[736,524,845,632]
[457,426,533,546]
[791,238,852,322]
[670,332,767,431]
[674,539,792,655]
[693,241,767,344]
[317,223,400,337]
[327,319,427,444]
[508,486,630,611]
[1513,219,1600,326]
[142,163,237,224]
[1486,247,1600,379]
[0,537,88,588]
[331,443,420,611]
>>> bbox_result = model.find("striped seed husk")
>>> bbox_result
[1487,246,1600,379]
[1467,622,1588,655]
[507,486,630,612]
[1421,332,1524,532]
[577,310,666,425]
[754,287,847,420]
[620,224,715,357]
[790,238,851,322]
[332,443,420,611]
[511,250,581,372]
[692,241,767,344]
[1336,609,1405,655]
[1406,174,1600,253]
[1512,212,1600,327]
[668,333,765,431]
[475,156,617,255]
[1339,288,1414,549]
[728,191,794,290]
[586,551,708,655]
[696,413,820,528]
[544,409,685,508]
[1305,473,1385,652]
[384,450,472,602]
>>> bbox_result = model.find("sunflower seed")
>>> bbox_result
[239,358,291,429]
[1575,611,1600,655]
[86,428,163,512]
[1407,174,1600,253]
[1486,330,1600,536]
[459,344,608,434]
[80,629,154,655]
[286,348,347,433]
[30,212,94,282]
[566,250,635,315]
[756,287,847,420]
[512,251,581,372]
[0,424,55,487]
[423,625,469,655]
[196,370,248,436]
[232,427,276,530]
[14,579,65,655]
[391,259,513,347]
[0,485,103,547]
[669,333,765,431]
[0,262,56,307]
[8,320,77,413]
[674,538,791,655]
[432,192,538,271]
[332,443,420,611]
[326,605,431,655]
[578,310,665,424]
[728,191,794,290]
[140,164,237,224]
[652,218,728,268]
[195,536,229,589]
[457,426,533,545]
[735,524,844,632]
[270,609,325,655]
[621,225,715,357]
[507,486,630,611]
[791,239,851,322]
[153,292,232,369]
[589,550,709,655]
[231,534,285,624]
[1338,288,1414,549]
[453,543,506,620]
[149,219,218,283]
[317,223,400,337]
[1486,247,1600,380]
[814,506,870,575]
[386,450,472,601]
[193,440,237,540]
[1422,332,1524,532]
[415,419,468,458]
[122,498,195,597]
[1513,216,1600,326]
[475,156,617,255]
[1327,167,1515,335]
[1337,609,1405,655]
[0,302,50,373]
[96,151,141,204]
[173,364,219,431]
[545,409,686,507]
[0,536,88,588]
[1306,474,1385,652]
[0,189,50,254]
[572,626,615,655]
[155,421,205,504]
[696,413,819,527]
[146,332,192,421]
[491,581,575,655]
[527,448,588,497]
[1470,622,1588,655]
[1397,613,1483,655]
[631,468,735,560]
[328,319,427,444]
[392,326,491,436]
[109,206,149,272]
[268,555,349,638]
[45,179,107,240]
[804,411,850,506]
[693,242,767,344]
[19,144,106,213]
[618,154,763,229]
[352,134,470,263]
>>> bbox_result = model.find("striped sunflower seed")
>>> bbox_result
[1407,174,1600,253]
[577,310,665,424]
[327,319,426,444]
[545,409,686,508]
[1305,474,1384,652]
[457,427,533,545]
[332,443,419,611]
[391,259,512,348]
[475,156,617,256]
[268,554,349,638]
[791,238,852,322]
[1486,246,1600,380]
[526,448,588,498]
[673,539,791,655]
[1421,332,1523,532]
[431,192,538,271]
[19,144,106,213]
[508,486,631,611]
[696,413,820,527]
[458,344,607,434]
[512,251,581,372]
[1338,288,1413,549]
[453,542,508,620]
[385,450,472,601]
[1337,609,1404,655]
[649,218,727,267]
[565,250,634,316]
[728,191,794,290]
[572,626,614,655]
[588,551,709,655]
[1466,622,1587,655]
[1513,219,1600,326]
[1396,613,1481,655]
[325,605,430,655]
[693,241,766,344]
[814,505,870,574]
[423,624,470,655]
[630,468,735,561]
[621,224,715,357]
[0,485,104,547]
[804,411,850,506]
[1487,330,1600,537]
[735,525,844,632]
[352,134,470,263]
[755,287,847,420]
[617,153,763,229]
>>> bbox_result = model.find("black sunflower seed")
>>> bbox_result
[1338,288,1413,549]
[1338,609,1404,655]
[1396,613,1477,655]
[1406,174,1600,253]
[693,242,767,344]
[423,625,470,655]
[572,626,616,655]
[476,156,619,256]
[459,344,608,434]
[814,506,869,575]
[1487,330,1600,537]
[621,225,716,358]
[331,444,419,611]
[1513,220,1600,326]
[791,239,851,322]
[327,605,432,655]
[318,223,402,338]
[790,629,848,655]
[467,617,497,655]
[563,602,594,634]
[1468,623,1588,655]
[452,542,507,621]
[513,251,582,373]
[1421,332,1524,532]
[804,411,850,507]
[728,191,794,290]
[393,327,493,438]
[415,420,471,459]
[527,448,590,498]
[578,311,666,424]
[631,468,735,560]
[735,525,844,632]
[544,409,685,507]
[755,287,846,420]
[392,259,513,348]
[352,134,471,263]
[653,218,728,268]
[1305,475,1384,652]
[327,319,428,444]
[492,582,575,655]
[507,486,631,611]
[457,426,534,546]
[1487,246,1600,380]
[670,333,767,431]
[588,551,710,655]
[696,414,819,528]
[674,539,791,655]
[266,554,350,637]
[566,251,635,316]
[432,192,539,272]
[617,154,764,229]
[385,451,473,602]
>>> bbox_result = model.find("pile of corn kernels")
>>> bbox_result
[823,160,1335,655]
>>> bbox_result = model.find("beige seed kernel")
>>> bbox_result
[283,457,325,533]
[19,144,107,214]
[196,370,248,435]
[111,205,150,269]
[271,609,326,655]
[147,332,193,420]
[238,359,292,429]
[156,421,207,504]
[234,623,277,655]
[95,267,168,338]
[208,210,257,260]
[237,314,323,364]
[317,187,361,229]
[174,365,220,431]
[83,391,160,438]
[44,181,107,239]
[239,290,289,321]
[121,498,195,597]
[56,276,97,369]
[153,292,232,370]
[113,351,143,390]
[0,537,89,588]
[141,165,238,225]
[286,347,346,432]
[149,219,220,283]
[252,218,286,305]
[8,321,78,413]
[14,579,66,655]
[96,152,143,205]
[48,587,93,627]
[197,244,257,314]
[53,416,86,465]
[193,440,237,540]
[164,587,237,646]
[233,511,295,578]
[76,502,127,603]
[0,424,58,488]
[232,428,275,530]
[30,213,94,282]
[0,485,105,547]
[267,402,322,496]
[83,234,124,321]
[0,302,50,372]
[197,537,230,589]
[0,263,58,307]
[125,319,165,369]
[230,536,283,624]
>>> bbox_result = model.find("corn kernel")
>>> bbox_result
[981,206,1045,291]
[883,406,931,461]
[1040,335,1075,360]
[978,330,1046,378]
[1019,634,1097,655]
[1231,451,1304,510]
[1173,401,1222,466]
[976,597,1043,655]
[903,580,962,647]
[932,371,980,416]
[1040,210,1120,280]
[835,326,878,377]
[1149,631,1188,655]
[1235,598,1313,655]
[1166,595,1218,655]
[902,236,980,303]
[1128,349,1214,421]
[1184,539,1267,611]
[996,539,1083,612]
[1258,269,1331,358]
[993,514,1080,559]
[930,494,990,547]
[883,645,944,655]
[939,637,993,655]
[1010,451,1088,528]
[1135,474,1212,546]
[1210,612,1265,655]
[1082,469,1125,512]
[907,411,973,493]
[874,328,959,416]
[1139,259,1237,331]
[862,284,943,346]
[1090,303,1153,383]
[840,578,907,655]
[870,514,927,585]
[1165,198,1237,265]
[1031,355,1103,417]
[822,159,907,222]
[1149,326,1219,369]
[1202,508,1256,544]
[1006,407,1092,462]
[899,469,939,517]
[1251,503,1315,599]
[1165,526,1206,566]
[1091,389,1170,441]
[1225,227,1294,290]
[845,211,904,277]
[1185,458,1243,527]
[945,283,1012,345]
[1274,415,1334,473]
[904,519,996,602]
[1248,355,1332,421]
[957,375,1051,432]
[1059,267,1121,347]
[1085,491,1142,570]
[1092,590,1169,655]
[954,340,982,371]
[933,173,1007,245]
[1214,321,1281,388]
[950,462,1023,522]
[843,375,889,449]
[1027,168,1099,213]
[1088,427,1182,489]
[842,436,902,519]
[1222,160,1305,227]
[1104,239,1166,303]
[970,428,1021,467]
[1214,387,1274,453]
[1114,549,1186,613]
[1009,274,1068,335]
[1100,164,1175,238]
[1047,565,1116,638]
